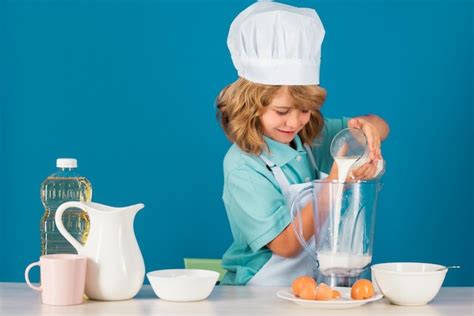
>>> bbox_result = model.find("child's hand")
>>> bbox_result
[348,117,383,162]
[327,161,378,181]
[350,161,379,180]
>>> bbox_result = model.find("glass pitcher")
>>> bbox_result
[291,179,382,287]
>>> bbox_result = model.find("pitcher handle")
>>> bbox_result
[55,201,86,253]
[290,186,318,264]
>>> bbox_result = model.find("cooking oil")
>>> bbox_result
[40,158,92,255]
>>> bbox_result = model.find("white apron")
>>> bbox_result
[247,144,327,286]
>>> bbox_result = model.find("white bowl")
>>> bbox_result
[371,262,447,306]
[147,269,219,302]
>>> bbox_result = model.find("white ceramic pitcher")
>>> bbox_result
[55,202,145,301]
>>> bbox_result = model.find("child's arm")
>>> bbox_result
[267,201,315,257]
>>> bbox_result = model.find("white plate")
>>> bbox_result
[276,287,383,310]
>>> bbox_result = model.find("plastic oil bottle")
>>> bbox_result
[40,158,92,255]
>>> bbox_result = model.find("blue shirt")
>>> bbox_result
[221,117,350,285]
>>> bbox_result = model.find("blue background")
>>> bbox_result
[1,0,472,285]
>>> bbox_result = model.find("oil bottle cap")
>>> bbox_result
[56,158,77,168]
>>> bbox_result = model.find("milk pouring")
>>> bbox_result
[291,128,383,286]
[330,128,384,266]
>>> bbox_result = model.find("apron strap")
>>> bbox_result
[304,144,321,180]
[260,143,322,190]
[259,155,291,191]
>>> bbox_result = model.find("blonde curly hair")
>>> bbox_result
[216,78,326,155]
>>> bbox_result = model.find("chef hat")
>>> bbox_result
[227,1,325,85]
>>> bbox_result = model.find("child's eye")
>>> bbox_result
[276,110,289,115]
[301,110,310,114]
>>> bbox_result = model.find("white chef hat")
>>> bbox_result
[227,1,325,85]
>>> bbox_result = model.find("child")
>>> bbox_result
[216,1,389,286]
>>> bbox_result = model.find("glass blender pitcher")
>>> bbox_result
[290,129,383,287]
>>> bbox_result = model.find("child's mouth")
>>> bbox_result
[277,129,295,135]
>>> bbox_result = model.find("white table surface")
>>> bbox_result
[0,283,473,316]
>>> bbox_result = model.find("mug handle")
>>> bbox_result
[55,201,86,253]
[24,262,42,291]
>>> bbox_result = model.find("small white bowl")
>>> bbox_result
[371,262,447,306]
[147,269,219,302]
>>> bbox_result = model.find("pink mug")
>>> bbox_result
[24,254,87,305]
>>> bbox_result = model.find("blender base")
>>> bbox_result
[316,268,366,287]
[318,274,359,287]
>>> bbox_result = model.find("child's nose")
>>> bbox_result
[286,111,302,128]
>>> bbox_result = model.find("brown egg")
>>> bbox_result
[332,289,342,299]
[299,284,318,300]
[315,283,333,300]
[351,279,374,300]
[291,276,317,297]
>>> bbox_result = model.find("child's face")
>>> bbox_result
[260,88,311,144]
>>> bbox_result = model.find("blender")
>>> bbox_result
[290,128,384,287]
